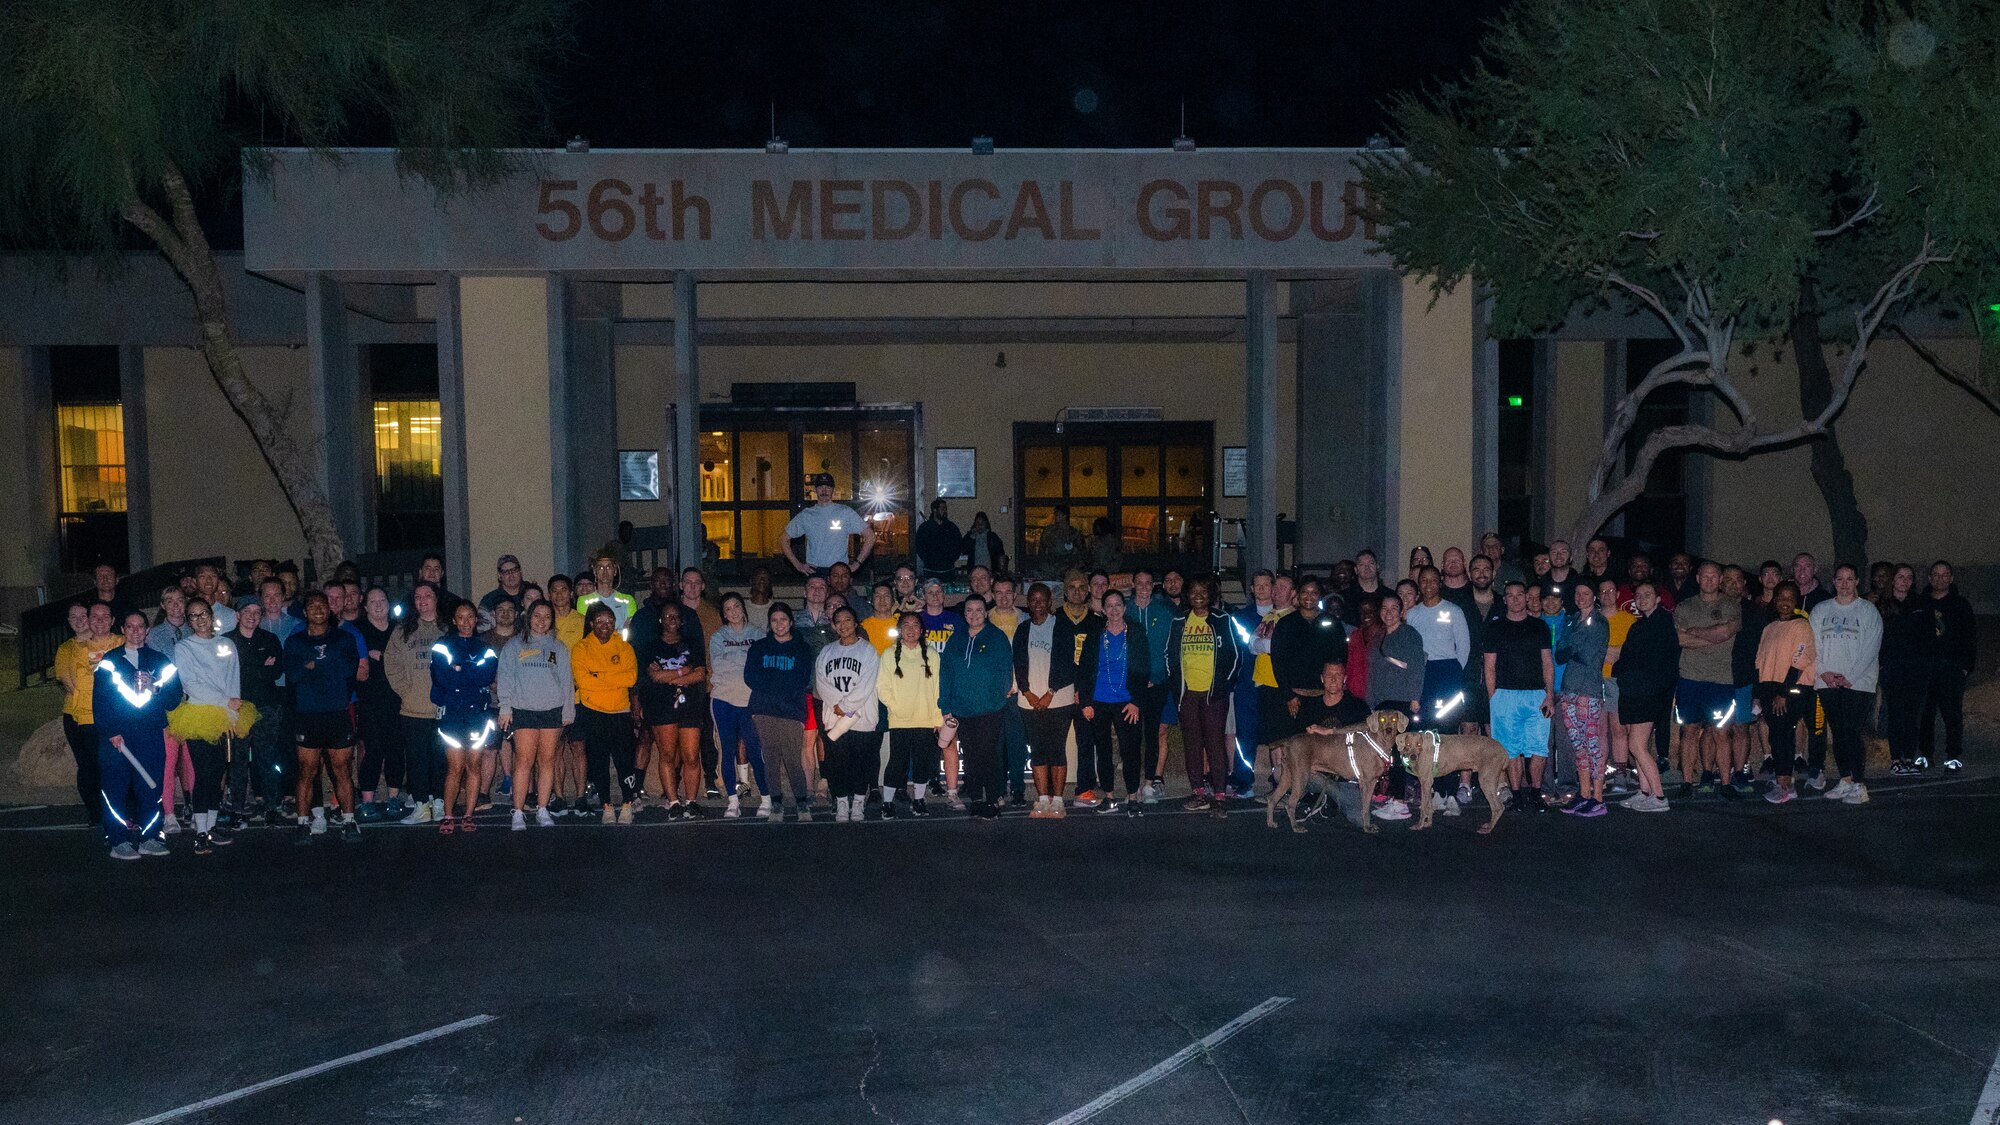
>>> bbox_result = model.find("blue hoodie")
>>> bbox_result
[283,628,360,714]
[940,622,1014,717]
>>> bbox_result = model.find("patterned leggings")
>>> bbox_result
[1560,693,1605,779]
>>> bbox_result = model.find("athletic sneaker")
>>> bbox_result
[1890,761,1920,777]
[759,796,775,820]
[1144,781,1164,805]
[356,802,382,823]
[1097,798,1120,814]
[340,817,360,841]
[1764,785,1795,805]
[1456,783,1474,806]
[724,794,742,819]
[1913,756,1930,769]
[1840,783,1870,805]
[1074,790,1100,809]
[977,801,1002,820]
[384,795,407,820]
[536,807,556,827]
[1628,793,1670,813]
[294,821,315,845]
[1010,793,1029,808]
[1440,797,1459,817]
[210,826,234,846]
[1183,791,1214,812]
[1575,800,1607,818]
[1945,759,1964,771]
[193,832,214,855]
[1373,799,1411,821]
[945,796,966,812]
[799,805,814,823]
[1049,797,1065,819]
[617,804,635,825]
[1729,778,1757,798]
[1617,791,1650,810]
[311,810,328,835]
[547,796,571,818]
[835,797,852,823]
[1431,794,1452,814]
[109,842,139,861]
[161,812,180,836]
[1823,780,1856,801]
[1805,771,1828,791]
[1031,796,1052,819]
[601,804,616,825]
[400,800,436,825]
[911,797,931,817]
[511,810,527,832]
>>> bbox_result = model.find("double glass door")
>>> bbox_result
[698,407,916,566]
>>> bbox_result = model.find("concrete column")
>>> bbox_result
[1543,341,1610,544]
[1391,275,1479,567]
[1244,271,1279,573]
[567,282,620,568]
[15,347,59,590]
[305,273,370,554]
[1470,297,1500,544]
[671,272,702,572]
[1292,274,1396,562]
[546,273,575,574]
[450,275,560,593]
[435,275,473,596]
[119,345,152,570]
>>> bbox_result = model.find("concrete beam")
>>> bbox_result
[671,272,702,573]
[1244,272,1279,573]
[119,345,152,570]
[434,274,473,596]
[306,273,370,553]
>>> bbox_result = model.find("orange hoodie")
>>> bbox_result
[1755,615,1816,687]
[571,632,637,713]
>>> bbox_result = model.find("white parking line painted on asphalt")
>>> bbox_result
[1044,996,1293,1125]
[0,804,49,814]
[122,1013,496,1125]
[1971,1037,2000,1125]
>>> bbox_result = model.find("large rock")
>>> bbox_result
[17,718,74,787]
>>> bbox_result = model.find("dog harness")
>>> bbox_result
[1345,730,1394,778]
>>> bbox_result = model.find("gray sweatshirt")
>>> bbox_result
[707,623,764,707]
[1368,625,1428,709]
[1810,596,1883,693]
[497,632,575,723]
[172,631,241,707]
[1554,611,1610,699]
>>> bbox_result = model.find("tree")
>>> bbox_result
[0,0,570,578]
[1359,0,2000,554]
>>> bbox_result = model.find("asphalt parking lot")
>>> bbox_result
[4,774,2000,1125]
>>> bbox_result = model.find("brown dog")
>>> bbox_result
[1264,710,1405,834]
[1388,715,1510,835]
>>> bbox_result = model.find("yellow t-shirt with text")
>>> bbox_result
[1180,613,1217,693]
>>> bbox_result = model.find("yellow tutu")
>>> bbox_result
[167,701,261,742]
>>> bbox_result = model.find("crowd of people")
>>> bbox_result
[52,483,1979,861]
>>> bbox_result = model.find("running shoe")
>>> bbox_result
[1031,796,1052,819]
[340,817,361,841]
[498,775,513,798]
[161,812,180,836]
[1840,783,1870,805]
[1183,792,1214,812]
[706,784,722,799]
[1823,780,1856,801]
[911,797,931,817]
[1575,800,1607,818]
[1098,798,1121,814]
[617,804,635,825]
[547,796,571,818]
[109,842,140,861]
[210,826,234,846]
[1144,781,1164,805]
[798,805,814,823]
[356,802,382,823]
[759,796,776,819]
[1677,782,1694,801]
[511,810,527,832]
[1074,790,1100,809]
[1559,799,1584,816]
[1764,785,1794,805]
[383,796,407,820]
[946,796,966,812]
[1049,797,1065,818]
[1372,799,1411,821]
[1729,778,1757,798]
[1630,794,1670,813]
[1010,793,1029,808]
[399,801,435,825]
[294,822,315,845]
[193,832,214,856]
[1945,759,1964,771]
[1440,798,1459,817]
[1804,771,1828,791]
[536,807,556,827]
[835,797,852,823]
[1890,761,1920,777]
[977,801,1002,820]
[601,804,616,825]
[1913,756,1930,770]
[1456,782,1474,806]
[1694,779,1718,796]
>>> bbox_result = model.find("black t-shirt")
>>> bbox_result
[1483,614,1552,692]
[638,636,706,713]
[1299,692,1371,730]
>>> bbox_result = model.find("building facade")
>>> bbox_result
[0,147,1990,611]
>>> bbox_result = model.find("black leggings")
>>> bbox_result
[64,716,99,820]
[883,727,939,789]
[187,738,227,814]
[578,706,637,802]
[400,715,441,802]
[1758,683,1813,779]
[1085,705,1143,796]
[1823,687,1871,782]
[356,699,403,792]
[822,727,878,799]
[1881,672,1924,764]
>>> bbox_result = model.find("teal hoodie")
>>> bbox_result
[939,622,1014,717]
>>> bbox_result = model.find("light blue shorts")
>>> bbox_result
[1490,689,1551,759]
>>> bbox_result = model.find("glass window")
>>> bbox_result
[701,511,736,561]
[801,430,855,498]
[1067,445,1108,498]
[1120,445,1161,497]
[700,431,733,503]
[56,403,126,516]
[1021,445,1063,498]
[737,431,789,502]
[372,398,444,551]
[1164,445,1206,498]
[740,509,792,559]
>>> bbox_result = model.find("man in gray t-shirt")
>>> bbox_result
[782,473,876,577]
[1673,561,1742,792]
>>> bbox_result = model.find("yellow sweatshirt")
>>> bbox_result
[876,642,943,729]
[571,632,637,714]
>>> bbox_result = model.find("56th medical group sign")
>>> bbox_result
[244,149,1382,274]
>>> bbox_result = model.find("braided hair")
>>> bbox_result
[891,610,931,679]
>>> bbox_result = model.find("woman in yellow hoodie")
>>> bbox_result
[572,602,639,823]
[875,611,943,817]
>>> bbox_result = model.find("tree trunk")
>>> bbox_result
[122,165,348,579]
[1793,283,1869,569]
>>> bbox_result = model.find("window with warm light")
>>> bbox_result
[696,408,915,567]
[51,345,128,572]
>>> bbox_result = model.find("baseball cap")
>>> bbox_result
[497,554,520,570]
[809,472,835,487]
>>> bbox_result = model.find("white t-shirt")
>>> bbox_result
[785,503,864,568]
[1018,616,1075,709]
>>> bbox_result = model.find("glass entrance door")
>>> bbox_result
[1013,421,1214,568]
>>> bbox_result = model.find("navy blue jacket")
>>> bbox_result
[429,632,499,713]
[92,646,183,743]
[283,628,361,714]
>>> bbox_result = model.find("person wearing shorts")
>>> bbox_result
[1482,581,1554,812]
[282,592,362,844]
[431,602,499,834]
[1013,582,1077,818]
[1611,583,1679,812]
[639,602,710,819]
[1672,562,1742,797]
[498,601,574,830]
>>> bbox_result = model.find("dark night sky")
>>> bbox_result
[551,0,1509,149]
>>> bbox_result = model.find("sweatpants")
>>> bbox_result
[1229,679,1260,793]
[710,698,769,796]
[578,706,638,803]
[98,733,165,846]
[356,699,403,792]
[1920,663,1967,763]
[884,727,939,790]
[1882,671,1925,764]
[956,710,1006,804]
[63,716,99,822]
[1822,686,1871,783]
[1001,705,1029,797]
[400,714,442,803]
[1178,690,1230,794]
[752,715,811,808]
[1085,704,1143,796]
[187,738,228,814]
[1757,683,1813,778]
[822,726,879,799]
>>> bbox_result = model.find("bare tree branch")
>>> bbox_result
[1813,185,1881,239]
[1891,323,2000,417]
